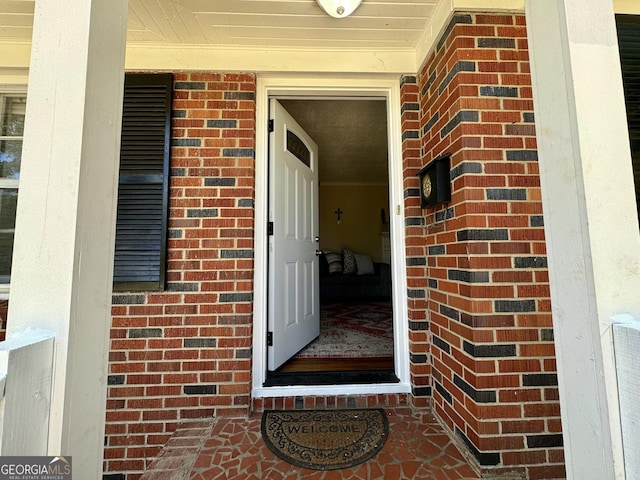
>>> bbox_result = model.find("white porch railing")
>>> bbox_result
[0,329,54,455]
[613,316,640,479]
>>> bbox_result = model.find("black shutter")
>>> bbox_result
[616,15,640,219]
[113,73,172,291]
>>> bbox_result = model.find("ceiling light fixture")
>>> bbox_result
[316,0,363,18]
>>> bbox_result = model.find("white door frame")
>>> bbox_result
[252,74,411,398]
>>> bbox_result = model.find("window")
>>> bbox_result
[0,94,26,286]
[0,73,171,292]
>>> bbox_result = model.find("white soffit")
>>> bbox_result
[125,0,435,72]
[0,0,637,75]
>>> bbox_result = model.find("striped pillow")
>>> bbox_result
[324,251,343,274]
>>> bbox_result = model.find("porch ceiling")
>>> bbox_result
[2,0,437,184]
[0,0,438,52]
[128,0,439,50]
[0,1,532,184]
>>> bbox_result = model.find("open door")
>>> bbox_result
[267,99,320,371]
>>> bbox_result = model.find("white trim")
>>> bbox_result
[0,179,19,189]
[0,85,27,94]
[125,45,417,74]
[252,74,411,398]
[253,382,410,399]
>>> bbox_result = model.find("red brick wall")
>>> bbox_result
[415,14,565,479]
[400,76,433,406]
[104,73,256,479]
[2,34,566,478]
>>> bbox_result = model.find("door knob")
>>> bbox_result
[315,236,320,243]
[316,250,322,256]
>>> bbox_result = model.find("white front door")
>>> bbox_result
[267,99,320,371]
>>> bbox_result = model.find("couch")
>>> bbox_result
[319,250,391,300]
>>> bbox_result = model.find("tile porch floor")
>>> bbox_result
[140,407,481,480]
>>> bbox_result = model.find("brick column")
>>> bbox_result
[416,14,564,479]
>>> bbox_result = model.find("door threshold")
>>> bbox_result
[263,370,399,387]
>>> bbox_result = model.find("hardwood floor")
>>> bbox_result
[265,356,398,387]
[277,356,394,373]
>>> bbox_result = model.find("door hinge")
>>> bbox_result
[268,119,274,133]
[267,332,273,346]
[267,221,274,235]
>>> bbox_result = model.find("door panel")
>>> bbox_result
[268,99,320,371]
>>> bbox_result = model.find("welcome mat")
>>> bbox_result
[261,409,388,470]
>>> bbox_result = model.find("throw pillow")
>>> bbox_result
[343,249,357,275]
[324,251,343,274]
[354,253,375,275]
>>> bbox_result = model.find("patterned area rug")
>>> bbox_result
[295,302,393,359]
[261,409,389,470]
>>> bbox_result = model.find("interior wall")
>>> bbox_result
[319,184,389,262]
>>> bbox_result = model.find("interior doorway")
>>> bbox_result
[265,98,397,386]
[251,75,411,398]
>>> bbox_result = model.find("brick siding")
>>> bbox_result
[413,13,565,479]
[401,75,433,406]
[1,17,568,478]
[104,73,256,478]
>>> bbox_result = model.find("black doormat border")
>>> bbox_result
[261,409,389,470]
